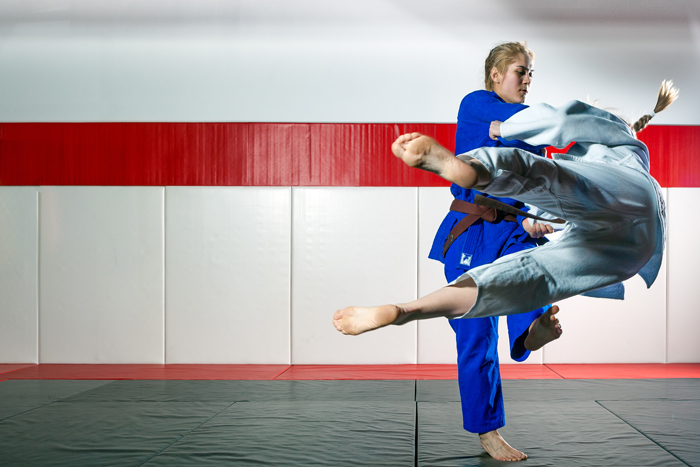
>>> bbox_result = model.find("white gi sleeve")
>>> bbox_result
[500,100,644,150]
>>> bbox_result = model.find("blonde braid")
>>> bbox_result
[632,80,680,133]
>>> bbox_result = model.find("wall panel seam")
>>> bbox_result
[664,188,671,364]
[162,186,167,364]
[289,187,294,365]
[415,188,420,364]
[36,188,41,364]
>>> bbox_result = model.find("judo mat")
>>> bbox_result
[1,378,699,466]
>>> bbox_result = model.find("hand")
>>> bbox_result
[489,121,502,140]
[522,218,554,238]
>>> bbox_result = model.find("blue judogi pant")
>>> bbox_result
[446,241,548,433]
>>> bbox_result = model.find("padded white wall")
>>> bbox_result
[667,188,700,363]
[0,187,39,363]
[0,1,698,125]
[417,188,458,364]
[39,187,165,363]
[291,188,418,364]
[164,187,291,364]
[0,185,697,363]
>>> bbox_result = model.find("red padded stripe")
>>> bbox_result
[0,364,34,375]
[0,123,452,187]
[545,363,700,379]
[274,364,459,380]
[0,364,698,380]
[642,125,700,187]
[274,364,565,380]
[0,123,696,187]
[1,364,291,380]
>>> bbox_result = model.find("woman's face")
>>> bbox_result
[492,54,533,104]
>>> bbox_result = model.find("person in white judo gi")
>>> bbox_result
[333,81,678,336]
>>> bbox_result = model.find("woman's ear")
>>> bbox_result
[490,67,501,85]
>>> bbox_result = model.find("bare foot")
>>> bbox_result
[479,430,527,461]
[391,133,486,188]
[333,305,404,336]
[524,305,562,351]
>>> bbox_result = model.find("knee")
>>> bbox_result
[457,152,495,187]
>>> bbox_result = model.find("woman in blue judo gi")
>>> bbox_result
[333,79,678,461]
[428,41,561,461]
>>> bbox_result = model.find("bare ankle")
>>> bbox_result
[392,304,412,325]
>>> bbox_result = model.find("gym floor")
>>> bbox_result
[1,364,699,466]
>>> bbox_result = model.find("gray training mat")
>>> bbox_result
[417,378,700,466]
[417,378,700,403]
[62,379,416,402]
[0,379,111,421]
[143,401,416,466]
[417,400,686,467]
[0,400,232,466]
[599,399,700,467]
[1,378,699,466]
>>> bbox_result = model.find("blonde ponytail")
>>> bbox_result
[632,80,680,133]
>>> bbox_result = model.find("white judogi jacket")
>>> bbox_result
[501,100,666,290]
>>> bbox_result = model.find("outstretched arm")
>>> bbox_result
[499,100,642,149]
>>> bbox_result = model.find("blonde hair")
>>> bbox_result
[484,42,535,91]
[632,80,680,132]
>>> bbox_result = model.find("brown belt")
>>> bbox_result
[443,195,565,256]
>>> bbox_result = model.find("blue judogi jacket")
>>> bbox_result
[428,90,547,280]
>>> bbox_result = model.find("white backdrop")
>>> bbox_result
[0,0,699,124]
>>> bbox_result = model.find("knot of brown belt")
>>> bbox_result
[442,194,565,256]
[442,199,517,256]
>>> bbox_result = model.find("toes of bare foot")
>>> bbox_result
[397,135,434,168]
[332,309,348,334]
[550,304,560,318]
[524,304,563,352]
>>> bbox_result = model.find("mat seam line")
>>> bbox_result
[0,380,116,419]
[136,400,237,466]
[0,400,60,423]
[595,400,691,466]
[414,380,418,467]
[272,365,293,380]
[0,381,114,421]
[544,364,566,379]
